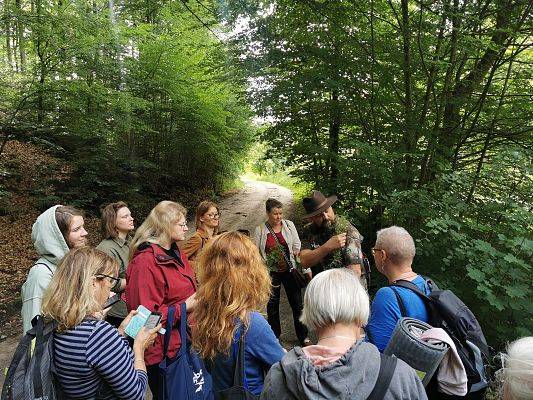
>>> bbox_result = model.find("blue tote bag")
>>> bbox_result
[158,303,213,400]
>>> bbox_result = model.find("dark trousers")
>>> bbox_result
[267,271,308,345]
[147,364,162,400]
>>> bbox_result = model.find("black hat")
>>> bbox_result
[302,190,338,218]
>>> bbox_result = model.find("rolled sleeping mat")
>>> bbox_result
[384,317,449,386]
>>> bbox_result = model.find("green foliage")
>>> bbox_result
[1,0,254,211]
[224,0,532,350]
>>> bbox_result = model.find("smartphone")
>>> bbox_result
[144,312,162,330]
[124,305,151,338]
[102,293,121,310]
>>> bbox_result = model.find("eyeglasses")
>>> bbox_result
[205,212,221,219]
[176,221,188,228]
[371,248,384,256]
[96,273,120,285]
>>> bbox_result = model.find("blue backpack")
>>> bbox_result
[158,303,213,400]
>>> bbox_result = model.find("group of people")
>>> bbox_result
[18,191,531,400]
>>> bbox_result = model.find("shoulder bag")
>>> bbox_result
[265,222,307,289]
[158,303,214,400]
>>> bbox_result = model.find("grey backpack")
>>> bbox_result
[1,316,63,400]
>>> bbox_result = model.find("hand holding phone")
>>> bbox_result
[124,306,166,339]
[144,312,162,330]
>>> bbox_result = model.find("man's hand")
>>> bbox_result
[324,233,347,252]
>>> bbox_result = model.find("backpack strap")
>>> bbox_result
[231,325,246,388]
[33,316,46,397]
[390,287,407,318]
[34,262,53,275]
[389,278,432,318]
[367,353,398,400]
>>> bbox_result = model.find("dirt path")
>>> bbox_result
[0,177,301,388]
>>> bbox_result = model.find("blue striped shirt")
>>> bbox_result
[53,319,148,399]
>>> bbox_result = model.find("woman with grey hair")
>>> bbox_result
[260,268,427,399]
[499,337,533,399]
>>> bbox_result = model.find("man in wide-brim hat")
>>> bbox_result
[300,190,364,281]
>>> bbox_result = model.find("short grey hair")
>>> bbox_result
[300,269,369,331]
[500,337,533,400]
[375,226,416,265]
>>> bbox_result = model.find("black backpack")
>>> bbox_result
[389,278,490,395]
[1,316,64,400]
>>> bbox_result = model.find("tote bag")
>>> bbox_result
[158,303,213,400]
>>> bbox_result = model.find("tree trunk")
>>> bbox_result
[4,0,13,68]
[36,0,44,124]
[327,89,340,193]
[465,54,514,204]
[15,0,25,71]
[400,0,414,188]
[432,0,524,176]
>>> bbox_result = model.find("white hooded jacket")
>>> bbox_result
[21,205,70,333]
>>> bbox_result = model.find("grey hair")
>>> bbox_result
[375,226,416,265]
[300,269,369,331]
[501,337,533,400]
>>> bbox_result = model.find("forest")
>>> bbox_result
[1,0,531,351]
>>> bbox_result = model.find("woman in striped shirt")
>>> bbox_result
[42,247,161,399]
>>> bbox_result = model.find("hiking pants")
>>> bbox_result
[267,271,308,345]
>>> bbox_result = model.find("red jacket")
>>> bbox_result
[125,243,196,365]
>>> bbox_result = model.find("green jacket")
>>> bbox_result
[96,237,130,318]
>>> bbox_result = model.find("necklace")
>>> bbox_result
[318,335,358,342]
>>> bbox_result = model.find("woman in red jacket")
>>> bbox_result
[126,200,197,399]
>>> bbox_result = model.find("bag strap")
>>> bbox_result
[389,278,432,318]
[265,222,294,270]
[232,325,246,387]
[163,305,176,358]
[367,353,398,400]
[32,316,46,397]
[179,302,188,356]
[34,262,53,275]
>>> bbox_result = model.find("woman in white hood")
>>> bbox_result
[261,268,427,400]
[21,205,87,333]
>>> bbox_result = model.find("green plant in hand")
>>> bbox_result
[265,245,286,272]
[328,216,351,269]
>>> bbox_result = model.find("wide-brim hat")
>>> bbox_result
[302,190,338,218]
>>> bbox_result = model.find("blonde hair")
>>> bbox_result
[300,268,369,331]
[195,201,219,234]
[192,231,271,360]
[130,201,186,259]
[42,247,118,332]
